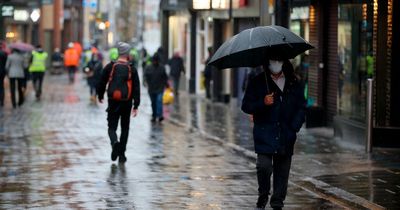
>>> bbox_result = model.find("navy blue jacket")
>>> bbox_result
[241,68,306,155]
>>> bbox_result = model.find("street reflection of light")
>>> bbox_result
[189,191,205,197]
[30,9,40,22]
[6,32,15,38]
[98,22,106,30]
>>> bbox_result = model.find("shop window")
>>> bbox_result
[338,1,373,122]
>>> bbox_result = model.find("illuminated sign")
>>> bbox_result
[192,0,243,10]
[193,0,211,9]
[1,6,14,17]
[14,10,29,21]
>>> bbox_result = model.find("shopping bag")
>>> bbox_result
[163,87,174,105]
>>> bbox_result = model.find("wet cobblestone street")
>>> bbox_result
[0,74,343,209]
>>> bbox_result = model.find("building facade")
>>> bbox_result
[160,0,399,148]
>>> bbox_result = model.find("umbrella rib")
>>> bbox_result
[268,26,293,48]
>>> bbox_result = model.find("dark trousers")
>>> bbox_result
[172,76,180,96]
[31,72,45,99]
[256,154,292,208]
[107,100,132,153]
[9,78,25,108]
[0,74,4,106]
[204,78,211,99]
[149,92,163,119]
[67,66,76,83]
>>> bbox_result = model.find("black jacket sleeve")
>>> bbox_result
[131,66,141,109]
[241,76,266,114]
[97,62,112,101]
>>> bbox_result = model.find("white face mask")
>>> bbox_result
[269,60,283,74]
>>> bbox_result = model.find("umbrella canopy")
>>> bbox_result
[208,25,314,69]
[8,42,35,52]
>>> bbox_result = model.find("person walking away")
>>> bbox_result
[241,59,306,210]
[145,54,168,123]
[29,45,48,101]
[64,42,80,84]
[97,42,140,163]
[85,53,102,104]
[0,43,8,107]
[203,47,214,99]
[51,48,63,74]
[129,48,139,69]
[6,49,28,108]
[167,51,185,97]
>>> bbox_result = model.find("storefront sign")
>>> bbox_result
[30,9,41,22]
[291,7,309,20]
[13,10,29,21]
[193,0,211,9]
[1,6,14,17]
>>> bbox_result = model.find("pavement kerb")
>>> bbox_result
[166,116,386,210]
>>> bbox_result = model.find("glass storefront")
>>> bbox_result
[338,1,373,122]
[290,6,310,105]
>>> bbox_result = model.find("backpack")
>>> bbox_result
[107,62,133,101]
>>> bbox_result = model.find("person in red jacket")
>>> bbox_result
[64,42,80,84]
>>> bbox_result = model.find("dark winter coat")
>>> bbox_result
[86,60,103,87]
[0,50,7,77]
[97,61,141,109]
[144,64,168,94]
[241,67,306,155]
[168,56,184,78]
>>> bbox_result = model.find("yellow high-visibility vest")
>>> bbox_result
[29,51,48,72]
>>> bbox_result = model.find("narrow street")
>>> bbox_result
[0,73,343,209]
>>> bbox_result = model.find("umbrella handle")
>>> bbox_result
[264,71,270,94]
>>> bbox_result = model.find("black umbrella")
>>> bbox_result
[208,25,314,69]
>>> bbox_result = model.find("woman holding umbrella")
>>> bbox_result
[208,25,311,210]
[242,59,306,210]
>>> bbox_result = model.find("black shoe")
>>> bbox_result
[158,116,164,122]
[111,142,120,161]
[151,117,156,123]
[256,195,268,210]
[272,208,282,210]
[119,154,127,163]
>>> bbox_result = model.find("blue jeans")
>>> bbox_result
[149,92,163,119]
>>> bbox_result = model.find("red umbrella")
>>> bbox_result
[9,42,34,52]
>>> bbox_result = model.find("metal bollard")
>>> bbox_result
[366,79,373,153]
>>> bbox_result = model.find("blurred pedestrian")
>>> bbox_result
[97,42,140,163]
[203,47,214,99]
[109,46,118,62]
[5,49,27,108]
[29,45,48,101]
[51,48,63,74]
[167,50,185,96]
[129,47,139,69]
[0,42,8,107]
[84,53,102,104]
[241,59,306,210]
[145,54,168,123]
[64,42,80,84]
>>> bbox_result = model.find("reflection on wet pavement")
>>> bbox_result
[170,94,400,209]
[0,74,344,209]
